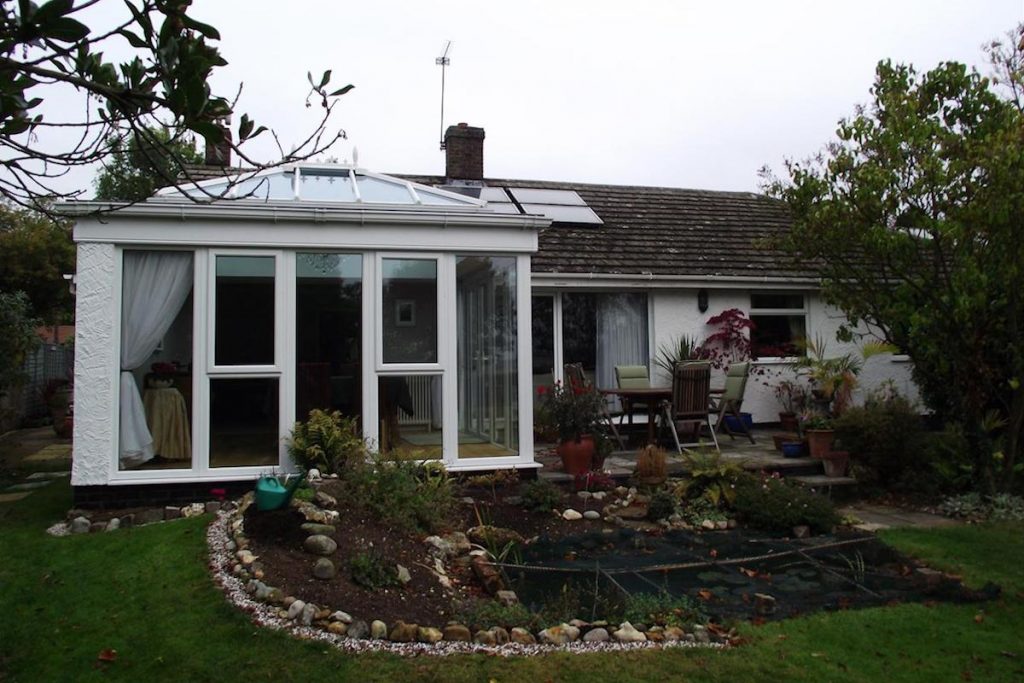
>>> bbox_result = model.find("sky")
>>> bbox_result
[27,0,1024,197]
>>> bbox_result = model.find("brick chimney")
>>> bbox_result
[204,118,233,167]
[444,123,484,181]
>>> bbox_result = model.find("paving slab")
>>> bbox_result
[839,504,960,530]
[4,480,53,492]
[26,471,70,480]
[0,492,32,503]
[24,444,72,462]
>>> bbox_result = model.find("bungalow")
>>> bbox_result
[67,123,916,505]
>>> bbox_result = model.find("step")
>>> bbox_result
[789,475,858,488]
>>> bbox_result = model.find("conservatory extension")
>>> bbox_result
[67,165,546,500]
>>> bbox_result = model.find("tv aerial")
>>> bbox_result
[436,41,452,150]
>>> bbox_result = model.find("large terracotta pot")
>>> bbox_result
[806,429,835,459]
[779,412,799,432]
[822,450,850,477]
[557,435,595,475]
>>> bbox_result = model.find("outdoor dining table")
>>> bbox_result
[599,386,672,444]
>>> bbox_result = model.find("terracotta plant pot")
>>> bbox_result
[822,450,850,477]
[557,435,595,475]
[805,429,835,459]
[779,412,799,432]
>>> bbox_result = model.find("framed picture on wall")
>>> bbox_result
[395,299,416,327]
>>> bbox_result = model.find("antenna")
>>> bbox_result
[436,40,452,150]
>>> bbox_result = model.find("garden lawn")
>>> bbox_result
[1,480,1023,683]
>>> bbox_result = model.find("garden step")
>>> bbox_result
[789,475,857,489]
[736,455,824,478]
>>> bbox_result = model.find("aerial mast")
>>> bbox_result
[436,41,452,150]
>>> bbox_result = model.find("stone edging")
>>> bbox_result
[206,507,726,657]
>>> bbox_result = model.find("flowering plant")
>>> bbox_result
[800,412,833,430]
[772,378,809,414]
[536,381,606,442]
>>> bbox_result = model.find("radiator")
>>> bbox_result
[397,375,434,428]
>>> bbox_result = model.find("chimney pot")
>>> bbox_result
[204,118,233,167]
[444,124,485,181]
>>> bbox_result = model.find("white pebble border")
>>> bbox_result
[206,509,726,657]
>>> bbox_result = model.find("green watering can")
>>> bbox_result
[254,473,306,511]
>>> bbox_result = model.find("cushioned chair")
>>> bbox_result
[661,361,719,453]
[711,361,755,443]
[614,364,651,427]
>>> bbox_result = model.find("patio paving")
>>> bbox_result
[838,503,961,531]
[0,492,31,504]
[23,444,72,462]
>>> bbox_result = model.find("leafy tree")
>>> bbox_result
[0,291,41,397]
[0,203,75,323]
[0,0,353,215]
[94,127,202,201]
[762,27,1024,492]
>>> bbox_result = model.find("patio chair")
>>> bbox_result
[661,361,719,453]
[711,361,755,443]
[563,362,625,449]
[614,364,651,427]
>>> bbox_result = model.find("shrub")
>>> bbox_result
[647,490,676,521]
[349,551,400,590]
[940,492,1024,521]
[287,410,365,475]
[832,394,923,485]
[342,455,455,534]
[733,473,839,534]
[520,479,564,512]
[673,449,744,507]
[574,470,616,492]
[621,592,707,628]
[635,445,668,480]
[679,496,729,525]
[457,599,539,632]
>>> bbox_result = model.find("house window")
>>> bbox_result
[381,258,438,364]
[750,292,807,358]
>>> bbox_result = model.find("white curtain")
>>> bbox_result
[119,251,194,466]
[596,293,649,412]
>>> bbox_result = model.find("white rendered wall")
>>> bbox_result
[71,243,117,486]
[649,288,920,423]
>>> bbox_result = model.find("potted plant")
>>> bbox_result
[801,413,835,459]
[771,378,808,432]
[821,450,850,477]
[536,382,606,475]
[790,335,895,416]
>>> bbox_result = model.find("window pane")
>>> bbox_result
[210,377,279,468]
[562,293,597,382]
[215,255,275,365]
[381,258,437,364]
[532,295,554,389]
[119,250,195,471]
[356,176,413,203]
[300,170,357,201]
[751,314,806,357]
[378,375,442,460]
[751,292,804,310]
[457,256,518,458]
[296,253,362,422]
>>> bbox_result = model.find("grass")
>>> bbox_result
[1,479,1023,682]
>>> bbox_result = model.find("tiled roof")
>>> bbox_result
[398,175,818,282]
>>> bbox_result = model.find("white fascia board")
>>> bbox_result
[73,213,539,254]
[529,271,820,290]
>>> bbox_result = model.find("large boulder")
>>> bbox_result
[303,534,338,556]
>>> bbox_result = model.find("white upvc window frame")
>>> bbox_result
[749,290,809,362]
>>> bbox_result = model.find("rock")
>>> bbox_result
[583,627,610,642]
[330,610,353,624]
[315,607,331,621]
[389,621,419,642]
[204,501,222,514]
[301,522,336,535]
[692,624,710,644]
[298,505,339,524]
[70,516,91,534]
[715,520,728,530]
[562,508,583,521]
[371,620,388,639]
[424,535,455,558]
[443,531,472,554]
[89,521,106,533]
[504,495,523,506]
[618,505,648,520]
[418,626,443,643]
[163,506,182,520]
[135,508,163,525]
[312,558,336,580]
[314,491,337,509]
[236,550,256,565]
[467,525,525,548]
[118,514,135,529]
[592,491,607,501]
[443,624,471,642]
[303,534,338,556]
[700,519,716,530]
[496,590,519,607]
[792,525,811,539]
[101,517,120,532]
[915,567,945,587]
[569,619,589,629]
[646,626,665,642]
[613,622,647,643]
[727,518,738,529]
[583,510,601,521]
[327,621,347,635]
[471,555,504,595]
[473,630,497,646]
[491,626,510,645]
[614,486,629,495]
[577,490,593,500]
[346,620,369,640]
[510,627,536,644]
[300,603,316,626]
[287,600,306,620]
[461,496,476,505]
[538,623,580,645]
[254,583,276,601]
[282,596,296,608]
[662,626,685,641]
[307,468,321,481]
[754,593,777,616]
[396,564,412,584]
[182,502,204,518]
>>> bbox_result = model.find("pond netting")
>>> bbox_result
[494,528,998,622]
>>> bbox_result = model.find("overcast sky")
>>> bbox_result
[39,1,1024,196]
